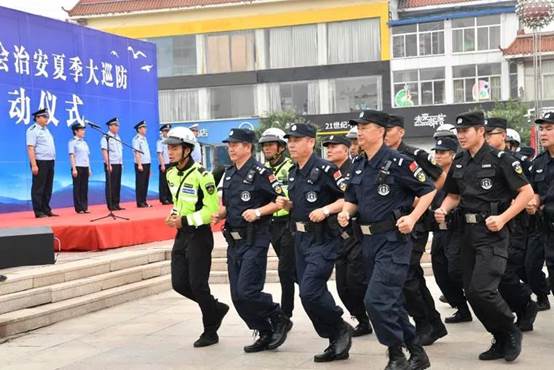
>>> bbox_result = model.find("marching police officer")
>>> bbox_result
[484,118,538,331]
[259,128,297,323]
[68,122,91,214]
[346,126,360,157]
[157,124,172,205]
[339,110,435,370]
[435,111,533,362]
[323,134,372,337]
[101,117,124,211]
[163,126,229,348]
[385,115,447,346]
[26,108,58,218]
[133,120,152,208]
[212,128,290,353]
[276,124,353,363]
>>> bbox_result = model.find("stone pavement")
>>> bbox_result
[1,279,553,370]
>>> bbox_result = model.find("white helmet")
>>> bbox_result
[433,123,457,138]
[346,126,358,140]
[506,128,521,145]
[163,126,196,147]
[259,128,287,145]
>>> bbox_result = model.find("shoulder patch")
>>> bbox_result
[512,160,523,175]
[409,161,418,173]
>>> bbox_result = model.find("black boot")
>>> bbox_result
[353,316,373,337]
[243,331,272,353]
[213,302,229,332]
[418,319,447,346]
[504,327,522,362]
[517,300,538,332]
[267,311,291,350]
[193,332,219,347]
[333,321,353,360]
[314,342,336,363]
[479,334,505,361]
[445,304,472,324]
[537,294,551,311]
[385,346,409,370]
[406,341,430,370]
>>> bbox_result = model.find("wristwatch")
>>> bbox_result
[255,209,262,219]
[323,207,330,216]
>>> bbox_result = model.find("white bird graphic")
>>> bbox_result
[110,50,119,57]
[141,65,153,72]
[128,46,147,59]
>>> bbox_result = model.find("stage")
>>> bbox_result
[0,202,222,251]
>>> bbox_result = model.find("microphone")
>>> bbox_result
[85,120,101,129]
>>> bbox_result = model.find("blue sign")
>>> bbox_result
[177,117,260,144]
[0,6,159,213]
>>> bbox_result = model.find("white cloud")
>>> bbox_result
[0,0,80,21]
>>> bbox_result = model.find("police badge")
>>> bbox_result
[414,168,427,183]
[241,191,251,202]
[481,178,493,190]
[377,184,390,196]
[306,191,318,203]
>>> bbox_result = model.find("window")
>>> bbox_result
[329,76,382,113]
[328,18,381,64]
[209,85,256,119]
[510,63,518,99]
[147,36,196,77]
[392,21,444,58]
[158,89,199,122]
[268,81,319,115]
[453,63,501,103]
[452,15,500,53]
[393,68,445,107]
[266,24,318,68]
[525,60,554,100]
[205,30,255,74]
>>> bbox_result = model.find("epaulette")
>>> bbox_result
[497,151,505,159]
[319,163,335,174]
[454,152,464,160]
[29,124,36,131]
[198,166,207,175]
[255,165,268,175]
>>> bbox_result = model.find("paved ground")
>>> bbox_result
[1,278,553,370]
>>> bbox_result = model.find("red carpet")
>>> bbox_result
[0,202,223,251]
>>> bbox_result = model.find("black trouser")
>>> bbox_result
[431,230,467,309]
[31,160,55,216]
[404,232,441,329]
[104,163,122,210]
[158,164,172,204]
[462,223,514,335]
[336,234,369,322]
[171,225,221,333]
[270,218,296,318]
[525,230,551,297]
[72,166,89,212]
[135,163,150,206]
[545,231,554,295]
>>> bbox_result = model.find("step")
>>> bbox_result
[210,257,278,272]
[212,247,277,259]
[208,270,279,285]
[0,275,172,338]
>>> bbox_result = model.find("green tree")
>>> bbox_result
[486,100,531,145]
[257,111,304,137]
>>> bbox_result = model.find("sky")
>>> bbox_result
[0,0,80,21]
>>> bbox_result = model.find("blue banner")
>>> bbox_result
[0,6,159,213]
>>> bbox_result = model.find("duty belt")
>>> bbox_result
[294,221,320,233]
[464,213,487,224]
[358,218,397,235]
[271,215,289,224]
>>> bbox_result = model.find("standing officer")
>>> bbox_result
[26,108,58,218]
[259,128,297,324]
[68,122,91,214]
[346,126,360,157]
[101,117,124,211]
[133,120,152,208]
[385,115,447,346]
[157,124,172,205]
[484,118,538,332]
[276,124,353,363]
[435,111,533,362]
[163,126,229,348]
[212,128,290,353]
[323,134,372,337]
[339,110,435,370]
[189,123,202,163]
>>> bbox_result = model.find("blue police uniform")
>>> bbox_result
[26,108,56,217]
[132,121,152,208]
[68,123,90,213]
[157,124,172,204]
[221,128,289,352]
[101,117,123,210]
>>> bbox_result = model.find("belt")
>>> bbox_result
[226,227,247,240]
[293,221,321,233]
[271,216,289,224]
[463,213,487,224]
[358,218,397,235]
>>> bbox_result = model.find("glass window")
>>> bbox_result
[209,85,256,119]
[158,89,199,122]
[392,21,444,58]
[267,24,318,68]
[330,76,382,113]
[393,68,445,107]
[205,30,255,74]
[147,35,196,77]
[328,18,381,64]
[453,16,500,53]
[268,80,319,115]
[453,63,501,103]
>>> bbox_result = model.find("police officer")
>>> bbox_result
[339,110,435,370]
[163,126,229,347]
[385,115,447,346]
[189,123,202,163]
[26,108,57,218]
[323,134,372,337]
[484,118,538,331]
[212,128,290,353]
[133,120,152,208]
[430,134,472,324]
[346,126,360,157]
[276,124,353,363]
[101,117,124,211]
[527,112,554,311]
[259,128,297,323]
[68,122,91,214]
[435,111,533,362]
[157,124,172,205]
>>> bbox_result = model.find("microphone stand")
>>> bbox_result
[86,121,143,222]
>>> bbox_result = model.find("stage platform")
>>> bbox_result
[0,201,222,251]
